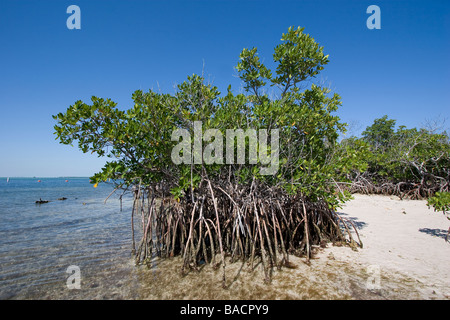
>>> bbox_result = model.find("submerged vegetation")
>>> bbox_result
[53,26,449,285]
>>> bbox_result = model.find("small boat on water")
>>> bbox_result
[6,177,9,183]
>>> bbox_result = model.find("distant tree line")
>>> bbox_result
[336,115,450,200]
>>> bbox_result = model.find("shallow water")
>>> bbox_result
[0,177,139,299]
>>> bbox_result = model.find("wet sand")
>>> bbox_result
[136,194,450,300]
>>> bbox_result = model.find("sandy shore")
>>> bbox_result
[135,194,450,300]
[328,194,450,299]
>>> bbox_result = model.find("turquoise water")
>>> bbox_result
[0,177,140,299]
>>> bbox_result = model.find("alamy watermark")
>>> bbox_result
[366,264,381,291]
[65,5,379,31]
[66,265,81,289]
[171,121,279,175]
[367,5,381,30]
[66,5,81,30]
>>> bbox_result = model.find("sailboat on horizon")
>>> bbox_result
[6,177,9,183]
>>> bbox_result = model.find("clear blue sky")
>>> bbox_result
[0,0,449,177]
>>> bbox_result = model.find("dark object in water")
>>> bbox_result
[35,198,49,204]
[58,197,68,200]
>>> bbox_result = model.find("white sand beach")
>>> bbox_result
[325,194,450,299]
[136,194,450,300]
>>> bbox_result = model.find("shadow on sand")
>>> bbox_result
[418,228,449,241]
[337,212,368,230]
